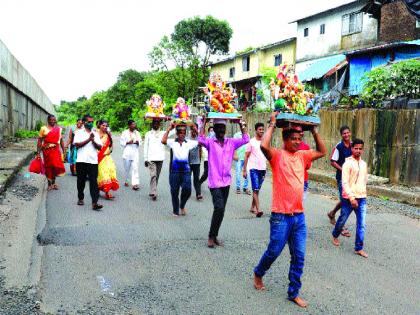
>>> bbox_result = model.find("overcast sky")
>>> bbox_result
[0,0,352,104]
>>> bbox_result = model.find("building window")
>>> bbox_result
[229,67,235,78]
[342,12,363,35]
[416,19,420,28]
[274,54,282,66]
[304,27,309,37]
[242,56,250,72]
[320,24,325,34]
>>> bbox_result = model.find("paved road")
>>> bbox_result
[38,139,420,315]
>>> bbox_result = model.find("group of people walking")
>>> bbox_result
[36,112,369,308]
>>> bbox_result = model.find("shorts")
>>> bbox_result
[250,169,266,192]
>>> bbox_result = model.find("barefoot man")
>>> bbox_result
[328,126,352,235]
[332,139,368,258]
[253,112,326,308]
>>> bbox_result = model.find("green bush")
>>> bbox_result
[15,129,39,139]
[362,59,420,106]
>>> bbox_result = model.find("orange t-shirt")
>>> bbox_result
[270,149,313,214]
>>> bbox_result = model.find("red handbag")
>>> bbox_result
[28,156,45,174]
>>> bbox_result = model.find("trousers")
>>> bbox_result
[190,163,201,196]
[76,162,99,204]
[254,212,307,299]
[123,158,139,186]
[169,172,191,215]
[148,161,163,196]
[209,186,230,238]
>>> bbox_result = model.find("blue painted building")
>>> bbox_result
[346,40,420,95]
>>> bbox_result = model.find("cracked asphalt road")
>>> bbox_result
[38,139,420,315]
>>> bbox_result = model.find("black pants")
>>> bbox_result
[76,162,99,204]
[190,164,201,196]
[209,186,230,239]
[169,172,191,215]
[199,161,208,185]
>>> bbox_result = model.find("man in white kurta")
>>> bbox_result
[120,120,141,190]
[143,119,166,200]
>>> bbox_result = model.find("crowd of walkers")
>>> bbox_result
[36,112,368,308]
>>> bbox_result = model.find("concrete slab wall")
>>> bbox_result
[235,108,419,186]
[0,39,53,139]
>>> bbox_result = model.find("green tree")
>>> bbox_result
[149,16,233,99]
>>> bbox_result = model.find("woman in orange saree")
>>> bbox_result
[37,115,66,190]
[97,120,119,199]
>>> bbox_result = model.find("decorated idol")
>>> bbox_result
[172,97,192,124]
[269,64,319,116]
[145,94,166,118]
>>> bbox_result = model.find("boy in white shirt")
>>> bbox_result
[120,120,141,190]
[162,123,198,216]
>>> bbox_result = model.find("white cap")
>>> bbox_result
[213,119,227,125]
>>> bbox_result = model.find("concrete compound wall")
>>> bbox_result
[0,39,54,139]
[233,108,419,186]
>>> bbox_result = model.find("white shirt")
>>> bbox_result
[120,129,142,161]
[74,128,102,164]
[246,137,267,171]
[143,129,166,162]
[166,139,198,172]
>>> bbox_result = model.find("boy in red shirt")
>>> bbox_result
[253,112,326,308]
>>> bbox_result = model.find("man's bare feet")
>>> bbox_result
[214,238,224,247]
[207,238,215,248]
[290,296,307,308]
[332,237,340,246]
[327,211,336,225]
[253,273,265,290]
[355,250,368,258]
[180,208,187,216]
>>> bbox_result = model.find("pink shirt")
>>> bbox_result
[246,137,267,171]
[199,133,249,188]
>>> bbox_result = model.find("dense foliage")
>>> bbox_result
[15,129,39,138]
[361,59,420,106]
[57,16,232,134]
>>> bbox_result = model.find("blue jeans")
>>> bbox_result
[169,172,191,215]
[332,198,366,251]
[254,213,307,299]
[337,179,343,201]
[235,160,248,190]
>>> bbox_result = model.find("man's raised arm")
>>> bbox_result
[260,112,277,161]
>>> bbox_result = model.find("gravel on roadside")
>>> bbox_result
[310,182,420,219]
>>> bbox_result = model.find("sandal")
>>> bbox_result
[132,185,139,191]
[341,228,351,237]
[53,184,59,190]
[92,203,103,211]
[105,193,115,200]
[355,250,368,258]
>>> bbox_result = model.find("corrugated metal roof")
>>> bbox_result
[345,39,420,56]
[298,54,346,82]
